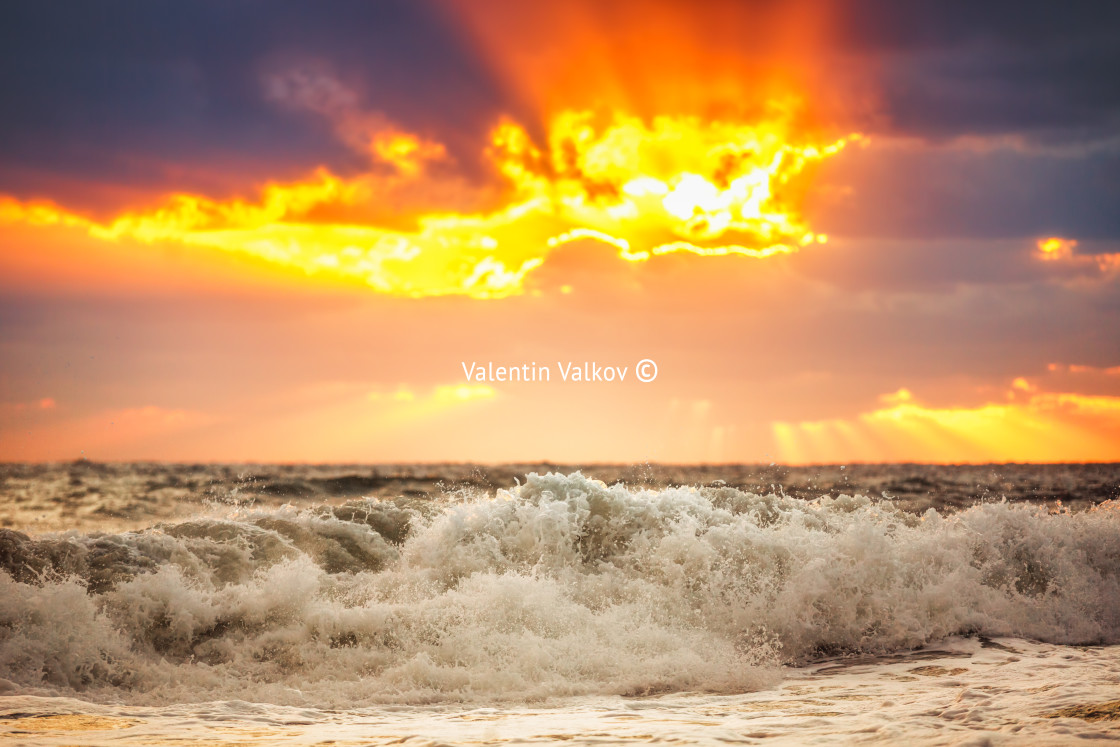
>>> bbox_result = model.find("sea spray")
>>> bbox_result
[1,472,1118,707]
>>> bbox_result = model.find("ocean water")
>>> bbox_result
[1,463,1119,744]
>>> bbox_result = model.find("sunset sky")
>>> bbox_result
[1,0,1119,463]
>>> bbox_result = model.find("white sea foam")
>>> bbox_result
[1,472,1118,707]
[5,638,1119,745]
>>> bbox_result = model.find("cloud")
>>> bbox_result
[367,383,496,405]
[0,397,59,415]
[831,1,1120,146]
[0,109,855,298]
[805,136,1120,242]
[1049,363,1120,376]
[1037,237,1078,261]
[1032,236,1120,283]
[3,2,1119,248]
[0,2,501,198]
[265,68,448,176]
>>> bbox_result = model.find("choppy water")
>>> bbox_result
[1,463,1119,743]
[4,461,1118,534]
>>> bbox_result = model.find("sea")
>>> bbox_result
[1,462,1118,745]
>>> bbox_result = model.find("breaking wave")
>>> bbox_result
[1,472,1118,706]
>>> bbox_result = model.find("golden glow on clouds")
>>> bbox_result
[773,378,1120,464]
[488,111,853,263]
[1034,236,1120,276]
[0,397,59,414]
[1037,236,1077,260]
[1049,363,1120,376]
[371,132,447,176]
[0,198,93,229]
[0,110,855,298]
[368,384,496,404]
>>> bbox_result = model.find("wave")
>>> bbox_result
[1,472,1118,706]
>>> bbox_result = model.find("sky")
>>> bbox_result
[1,0,1119,463]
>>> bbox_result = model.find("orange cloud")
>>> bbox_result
[0,109,856,298]
[1035,236,1120,276]
[773,379,1120,464]
[1037,236,1077,260]
[0,397,59,415]
[1049,363,1120,376]
[371,132,447,176]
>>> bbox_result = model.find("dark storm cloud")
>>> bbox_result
[0,0,504,199]
[841,0,1120,143]
[809,144,1120,240]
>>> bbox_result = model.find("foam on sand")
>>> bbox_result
[2,638,1119,745]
